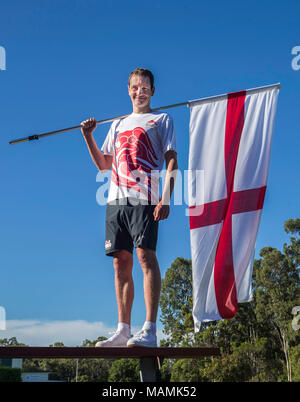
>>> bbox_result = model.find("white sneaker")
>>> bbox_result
[127,328,157,348]
[95,331,131,347]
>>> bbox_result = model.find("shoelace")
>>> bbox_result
[108,330,119,336]
[111,332,121,339]
[134,329,151,340]
[107,330,130,339]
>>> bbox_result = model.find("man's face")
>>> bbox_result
[128,74,155,113]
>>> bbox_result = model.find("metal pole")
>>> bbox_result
[139,356,163,382]
[75,358,78,382]
[8,102,188,145]
[8,83,280,145]
[188,82,280,107]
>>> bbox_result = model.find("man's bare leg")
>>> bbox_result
[126,246,160,347]
[113,249,134,326]
[95,249,133,347]
[136,247,161,323]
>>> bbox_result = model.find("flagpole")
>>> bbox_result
[8,83,280,145]
[8,101,189,145]
[188,83,281,107]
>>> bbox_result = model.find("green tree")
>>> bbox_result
[108,359,139,382]
[254,220,300,381]
[284,218,300,261]
[160,257,194,346]
[0,337,26,346]
[290,344,300,381]
[42,339,112,382]
[170,358,206,382]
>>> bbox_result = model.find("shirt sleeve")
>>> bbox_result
[101,121,115,155]
[160,113,177,154]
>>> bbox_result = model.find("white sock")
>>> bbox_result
[117,322,130,336]
[143,321,156,333]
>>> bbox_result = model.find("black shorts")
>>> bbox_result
[105,198,159,256]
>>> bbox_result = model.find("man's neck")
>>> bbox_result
[132,105,152,114]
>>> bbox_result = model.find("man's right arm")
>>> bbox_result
[81,117,113,172]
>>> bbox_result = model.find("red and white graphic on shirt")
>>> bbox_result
[112,127,159,199]
[147,120,158,126]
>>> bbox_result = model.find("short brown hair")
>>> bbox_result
[128,68,154,89]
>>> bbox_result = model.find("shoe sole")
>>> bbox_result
[127,344,157,348]
[95,345,127,347]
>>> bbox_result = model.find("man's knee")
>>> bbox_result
[136,247,159,272]
[113,250,133,276]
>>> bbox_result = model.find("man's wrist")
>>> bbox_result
[83,132,94,140]
[160,199,170,206]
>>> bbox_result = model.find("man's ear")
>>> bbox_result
[151,86,155,96]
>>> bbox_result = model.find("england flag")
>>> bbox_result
[188,84,280,330]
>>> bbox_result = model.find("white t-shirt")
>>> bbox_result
[101,111,176,204]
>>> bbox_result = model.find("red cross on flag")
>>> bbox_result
[188,84,280,330]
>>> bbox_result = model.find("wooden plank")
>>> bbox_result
[0,346,220,359]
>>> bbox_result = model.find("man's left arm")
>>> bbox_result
[153,150,178,221]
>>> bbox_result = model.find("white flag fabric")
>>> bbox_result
[188,85,279,331]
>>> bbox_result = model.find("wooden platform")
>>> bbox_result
[0,346,220,359]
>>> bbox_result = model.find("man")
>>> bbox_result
[81,68,177,347]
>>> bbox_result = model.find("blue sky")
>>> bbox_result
[0,0,299,345]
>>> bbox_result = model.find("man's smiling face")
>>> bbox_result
[128,74,155,113]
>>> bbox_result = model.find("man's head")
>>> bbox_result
[128,68,155,113]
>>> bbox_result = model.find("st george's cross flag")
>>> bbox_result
[188,84,280,331]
